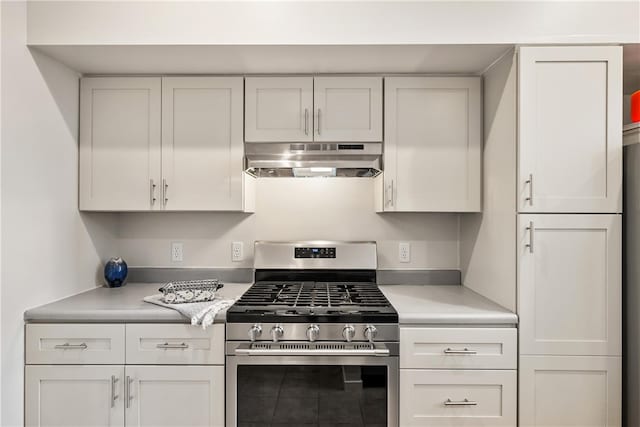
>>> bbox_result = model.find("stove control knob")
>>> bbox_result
[306,324,320,342]
[342,325,356,342]
[248,324,262,342]
[270,325,284,342]
[364,325,378,343]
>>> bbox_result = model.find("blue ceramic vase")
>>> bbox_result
[104,257,128,288]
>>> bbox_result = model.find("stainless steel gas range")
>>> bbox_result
[226,241,399,427]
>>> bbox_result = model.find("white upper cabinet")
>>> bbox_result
[80,77,161,211]
[162,77,246,211]
[245,77,313,142]
[245,76,382,143]
[80,77,253,212]
[518,214,621,356]
[313,76,382,141]
[518,46,622,213]
[381,77,481,212]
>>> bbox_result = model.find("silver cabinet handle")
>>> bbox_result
[526,221,534,253]
[304,108,309,135]
[443,347,477,355]
[110,375,119,408]
[150,179,157,206]
[316,108,321,135]
[525,173,533,206]
[156,342,189,349]
[125,376,133,409]
[444,398,477,406]
[54,343,87,350]
[162,179,168,206]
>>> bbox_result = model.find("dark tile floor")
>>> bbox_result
[237,365,387,427]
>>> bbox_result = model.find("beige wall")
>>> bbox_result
[1,3,117,425]
[117,178,460,270]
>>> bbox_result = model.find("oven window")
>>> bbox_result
[237,365,387,426]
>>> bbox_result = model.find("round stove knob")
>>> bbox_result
[306,324,320,342]
[248,324,262,342]
[364,325,378,343]
[342,324,356,342]
[270,325,284,342]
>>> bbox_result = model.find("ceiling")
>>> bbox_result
[31,44,513,76]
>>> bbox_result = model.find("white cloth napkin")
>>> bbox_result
[144,294,237,329]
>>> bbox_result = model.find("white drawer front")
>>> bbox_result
[400,369,517,427]
[26,324,125,365]
[125,324,224,365]
[400,327,517,369]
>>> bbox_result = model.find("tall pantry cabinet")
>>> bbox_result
[517,46,622,427]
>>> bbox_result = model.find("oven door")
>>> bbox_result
[226,342,399,427]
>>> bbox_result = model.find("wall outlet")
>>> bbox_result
[171,242,184,262]
[232,241,244,262]
[399,242,411,263]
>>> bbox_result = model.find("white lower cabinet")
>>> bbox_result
[25,324,225,427]
[519,355,622,427]
[125,366,224,427]
[26,365,223,427]
[399,326,517,426]
[400,369,516,426]
[25,365,125,427]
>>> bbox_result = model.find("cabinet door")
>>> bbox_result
[25,365,124,427]
[245,77,313,142]
[519,355,621,427]
[313,76,382,141]
[80,77,161,211]
[384,77,481,212]
[518,214,621,356]
[125,366,224,427]
[400,369,516,426]
[162,77,244,211]
[518,46,622,213]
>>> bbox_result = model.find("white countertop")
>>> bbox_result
[24,282,253,323]
[380,285,518,325]
[25,282,516,325]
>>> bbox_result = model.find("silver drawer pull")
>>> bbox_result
[54,343,88,350]
[444,398,477,406]
[443,347,477,355]
[156,342,189,349]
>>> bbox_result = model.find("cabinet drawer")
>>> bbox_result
[125,324,224,365]
[400,369,517,427]
[400,327,517,369]
[26,324,125,365]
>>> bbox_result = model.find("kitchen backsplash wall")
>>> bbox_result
[116,178,460,269]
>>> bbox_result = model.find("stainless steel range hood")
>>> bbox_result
[244,142,382,178]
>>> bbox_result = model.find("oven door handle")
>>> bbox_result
[234,343,390,357]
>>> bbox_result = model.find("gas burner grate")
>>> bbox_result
[236,281,392,308]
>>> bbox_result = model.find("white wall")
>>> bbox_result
[1,3,117,426]
[460,50,518,311]
[117,178,460,270]
[26,1,640,45]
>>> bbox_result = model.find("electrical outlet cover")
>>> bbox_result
[232,241,243,262]
[399,242,411,263]
[171,242,184,262]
